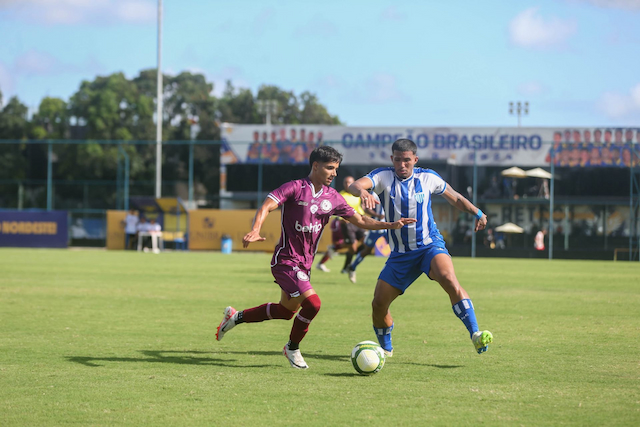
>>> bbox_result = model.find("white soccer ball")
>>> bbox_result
[351,340,385,375]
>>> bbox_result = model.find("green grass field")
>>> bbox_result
[1,248,639,426]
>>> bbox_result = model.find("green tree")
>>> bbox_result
[30,97,68,139]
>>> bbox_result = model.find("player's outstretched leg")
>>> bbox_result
[216,303,296,341]
[216,306,237,341]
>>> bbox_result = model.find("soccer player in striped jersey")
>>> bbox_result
[348,138,493,356]
[215,145,416,369]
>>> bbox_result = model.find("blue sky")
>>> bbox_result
[1,0,639,127]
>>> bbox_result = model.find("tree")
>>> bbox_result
[31,97,68,139]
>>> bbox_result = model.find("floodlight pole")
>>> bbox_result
[155,0,163,198]
[509,101,529,127]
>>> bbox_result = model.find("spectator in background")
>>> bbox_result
[611,146,623,166]
[588,145,602,167]
[572,130,582,144]
[625,129,633,143]
[604,129,613,145]
[614,129,623,145]
[482,175,501,199]
[563,129,572,143]
[124,209,139,250]
[136,216,150,250]
[601,144,614,166]
[594,129,603,145]
[583,129,592,144]
[534,229,546,251]
[579,145,590,167]
[290,128,298,143]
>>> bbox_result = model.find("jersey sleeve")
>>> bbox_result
[426,170,447,195]
[365,168,392,194]
[267,180,297,206]
[332,194,356,219]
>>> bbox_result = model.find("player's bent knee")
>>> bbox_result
[302,294,321,315]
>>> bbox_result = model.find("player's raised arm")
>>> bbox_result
[346,212,416,230]
[348,177,378,211]
[440,184,487,232]
[243,197,279,247]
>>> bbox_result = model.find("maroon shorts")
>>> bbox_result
[271,264,313,299]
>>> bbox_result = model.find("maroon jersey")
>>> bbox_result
[267,177,355,270]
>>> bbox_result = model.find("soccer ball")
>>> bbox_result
[351,341,385,375]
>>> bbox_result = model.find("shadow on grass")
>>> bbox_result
[221,350,350,362]
[66,349,350,368]
[324,372,361,377]
[66,350,276,368]
[397,363,464,369]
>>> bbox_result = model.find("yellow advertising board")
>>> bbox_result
[188,209,332,252]
[106,210,126,250]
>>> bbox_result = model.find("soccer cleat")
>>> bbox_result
[215,306,237,341]
[383,349,393,358]
[340,268,348,274]
[283,343,308,369]
[472,330,493,354]
[348,268,356,283]
[316,263,330,273]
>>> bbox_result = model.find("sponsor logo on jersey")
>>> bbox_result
[298,201,308,206]
[320,200,332,212]
[295,220,322,234]
[310,204,318,214]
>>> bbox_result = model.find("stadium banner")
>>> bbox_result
[106,210,126,250]
[220,124,640,167]
[188,209,332,252]
[0,211,68,248]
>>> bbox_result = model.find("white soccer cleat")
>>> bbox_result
[283,343,308,369]
[215,306,237,341]
[316,263,330,273]
[348,269,356,283]
[383,349,393,358]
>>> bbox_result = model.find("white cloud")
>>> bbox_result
[518,81,546,95]
[0,0,155,25]
[509,7,577,49]
[598,83,640,119]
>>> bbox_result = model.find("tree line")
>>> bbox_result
[0,70,342,209]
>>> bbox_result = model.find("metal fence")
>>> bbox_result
[1,139,638,260]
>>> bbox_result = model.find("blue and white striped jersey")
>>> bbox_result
[365,167,447,253]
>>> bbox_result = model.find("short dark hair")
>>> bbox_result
[309,145,343,168]
[391,138,417,154]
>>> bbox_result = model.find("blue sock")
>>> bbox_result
[373,323,394,352]
[452,299,479,338]
[350,253,364,271]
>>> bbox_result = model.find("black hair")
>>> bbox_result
[391,138,417,154]
[309,145,343,168]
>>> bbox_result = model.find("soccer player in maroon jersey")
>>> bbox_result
[215,146,415,369]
